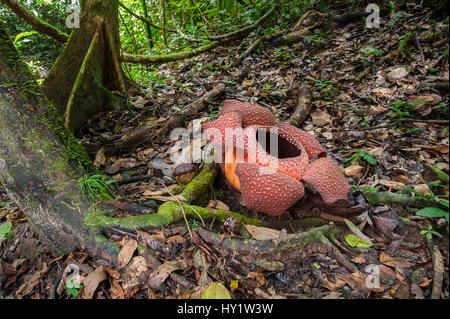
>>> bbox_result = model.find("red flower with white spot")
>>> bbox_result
[203,100,350,216]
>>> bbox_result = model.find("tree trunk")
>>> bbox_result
[42,0,125,132]
[0,22,119,262]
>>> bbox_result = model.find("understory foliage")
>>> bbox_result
[0,0,342,83]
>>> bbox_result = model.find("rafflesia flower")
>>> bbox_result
[203,100,350,216]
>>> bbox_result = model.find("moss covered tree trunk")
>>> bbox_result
[0,22,119,262]
[42,0,125,132]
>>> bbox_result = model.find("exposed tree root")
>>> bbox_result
[423,162,449,184]
[365,191,444,208]
[195,224,342,257]
[107,83,226,153]
[85,201,267,232]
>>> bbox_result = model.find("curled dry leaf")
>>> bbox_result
[311,109,331,126]
[93,147,106,167]
[118,239,138,269]
[123,256,148,290]
[378,179,406,190]
[147,260,187,289]
[243,224,281,240]
[344,164,364,177]
[82,266,107,299]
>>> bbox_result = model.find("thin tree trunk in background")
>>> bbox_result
[140,0,154,48]
[161,0,168,47]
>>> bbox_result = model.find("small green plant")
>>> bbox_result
[355,117,370,127]
[78,174,117,202]
[420,224,442,242]
[208,109,220,120]
[406,127,425,134]
[340,150,377,166]
[215,188,225,199]
[358,48,384,57]
[351,185,378,194]
[390,101,416,118]
[0,221,12,241]
[312,79,337,100]
[188,219,200,229]
[404,186,449,210]
[64,278,83,298]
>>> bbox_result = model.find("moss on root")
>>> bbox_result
[84,201,265,231]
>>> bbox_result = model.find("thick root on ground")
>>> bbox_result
[195,224,341,256]
[85,201,265,231]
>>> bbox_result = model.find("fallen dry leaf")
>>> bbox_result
[148,260,186,289]
[378,179,407,190]
[93,147,106,167]
[82,266,107,299]
[380,252,412,269]
[118,239,138,269]
[244,224,281,240]
[345,164,364,177]
[311,109,331,126]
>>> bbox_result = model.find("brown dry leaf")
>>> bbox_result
[380,252,412,269]
[82,266,107,299]
[369,147,384,158]
[214,200,229,211]
[371,87,392,97]
[321,274,346,291]
[378,180,406,190]
[93,147,106,167]
[109,278,125,299]
[104,267,120,280]
[105,159,122,174]
[351,256,367,264]
[244,224,281,240]
[15,262,48,298]
[246,270,266,287]
[344,164,364,177]
[438,145,449,154]
[413,184,431,196]
[255,260,285,271]
[387,67,408,82]
[142,184,180,197]
[118,239,138,269]
[148,260,187,289]
[419,277,432,287]
[123,256,148,290]
[167,235,186,245]
[410,283,424,299]
[311,109,331,126]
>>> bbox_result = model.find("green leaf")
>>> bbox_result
[13,31,39,45]
[344,234,373,248]
[415,207,449,219]
[361,152,377,165]
[202,282,232,299]
[0,221,12,240]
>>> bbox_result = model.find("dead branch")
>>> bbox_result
[286,87,312,126]
[195,224,341,257]
[431,244,444,299]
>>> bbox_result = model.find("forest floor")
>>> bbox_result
[0,4,449,299]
